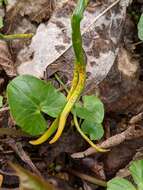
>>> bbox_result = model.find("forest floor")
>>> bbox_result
[0,0,143,189]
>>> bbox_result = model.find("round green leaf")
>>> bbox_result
[75,95,104,123]
[7,75,66,136]
[138,14,143,41]
[129,160,143,190]
[81,120,104,140]
[107,178,136,190]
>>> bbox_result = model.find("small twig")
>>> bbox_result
[72,112,143,158]
[129,112,143,124]
[69,170,107,187]
[132,41,143,46]
[71,125,136,158]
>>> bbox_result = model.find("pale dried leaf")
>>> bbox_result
[10,163,57,190]
[118,48,139,78]
[6,0,17,11]
[0,40,16,76]
[19,0,55,23]
[18,0,130,86]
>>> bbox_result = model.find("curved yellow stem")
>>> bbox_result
[67,64,79,100]
[73,114,109,153]
[29,118,59,145]
[29,65,79,145]
[49,65,86,144]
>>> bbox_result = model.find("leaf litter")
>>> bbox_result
[0,0,143,189]
[17,0,130,85]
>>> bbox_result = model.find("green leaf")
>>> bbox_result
[75,95,104,123]
[81,120,104,140]
[0,17,3,29]
[0,0,7,6]
[10,163,57,190]
[138,14,143,41]
[0,96,3,108]
[107,178,136,190]
[7,75,66,136]
[130,160,143,190]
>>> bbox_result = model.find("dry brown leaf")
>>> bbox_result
[4,138,41,176]
[17,0,131,86]
[5,0,54,35]
[0,40,16,76]
[10,163,57,190]
[0,174,3,187]
[6,0,55,23]
[19,0,55,23]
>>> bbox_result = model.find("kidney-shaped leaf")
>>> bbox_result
[75,95,104,123]
[130,160,143,190]
[81,120,104,140]
[107,178,136,190]
[7,75,66,136]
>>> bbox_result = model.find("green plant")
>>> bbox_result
[0,0,7,29]
[7,0,106,152]
[0,95,3,108]
[107,159,143,190]
[138,14,143,40]
[0,0,7,5]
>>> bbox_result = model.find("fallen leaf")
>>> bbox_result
[6,0,55,24]
[0,174,3,187]
[19,0,55,23]
[17,0,131,87]
[0,40,16,76]
[10,163,57,190]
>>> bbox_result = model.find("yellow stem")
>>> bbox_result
[67,64,79,100]
[73,114,109,153]
[29,65,79,145]
[29,118,59,145]
[49,65,86,144]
